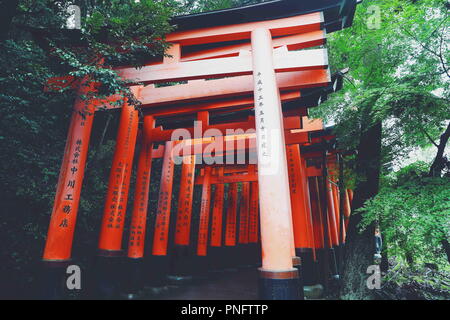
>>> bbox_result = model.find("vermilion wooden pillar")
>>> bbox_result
[43,78,96,262]
[124,116,155,294]
[225,183,238,247]
[237,182,251,267]
[329,159,344,277]
[337,155,346,245]
[309,176,327,290]
[197,167,212,256]
[286,145,314,289]
[170,155,196,278]
[247,181,260,267]
[238,182,250,245]
[248,181,259,244]
[309,177,325,255]
[286,146,315,248]
[328,158,341,242]
[348,189,354,203]
[251,28,299,300]
[331,182,340,240]
[326,177,340,280]
[210,182,225,248]
[174,155,196,247]
[127,116,155,259]
[224,183,238,270]
[344,189,352,231]
[209,179,226,270]
[326,179,339,248]
[300,157,315,255]
[152,141,175,256]
[98,97,139,255]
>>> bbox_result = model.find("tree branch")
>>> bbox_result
[429,122,450,177]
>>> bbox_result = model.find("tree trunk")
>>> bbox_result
[441,239,450,264]
[429,122,450,177]
[428,122,450,263]
[340,119,382,300]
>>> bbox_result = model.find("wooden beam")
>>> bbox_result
[195,173,258,185]
[167,12,323,46]
[181,30,326,62]
[151,130,309,159]
[148,115,302,142]
[138,69,330,107]
[295,116,324,132]
[144,91,300,117]
[116,49,327,84]
[307,166,323,177]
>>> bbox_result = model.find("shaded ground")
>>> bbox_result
[144,267,259,300]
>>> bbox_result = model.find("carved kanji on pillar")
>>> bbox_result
[174,155,196,246]
[210,181,225,247]
[43,78,96,261]
[152,141,175,256]
[127,116,155,259]
[197,167,212,256]
[98,96,139,253]
[225,183,238,247]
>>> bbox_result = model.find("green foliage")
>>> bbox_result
[176,0,267,14]
[377,262,450,300]
[311,0,449,169]
[358,162,450,267]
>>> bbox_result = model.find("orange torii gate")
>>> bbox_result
[41,0,357,300]
[134,119,343,295]
[298,129,357,290]
[186,123,349,294]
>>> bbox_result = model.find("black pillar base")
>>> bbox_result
[241,243,261,267]
[236,244,253,267]
[168,245,194,281]
[191,255,209,281]
[337,243,347,275]
[328,247,340,279]
[327,247,341,294]
[258,268,301,300]
[315,248,329,289]
[122,258,145,296]
[252,243,262,267]
[296,248,316,286]
[207,246,225,275]
[147,254,170,286]
[40,260,72,300]
[291,256,305,300]
[93,252,124,299]
[222,245,239,271]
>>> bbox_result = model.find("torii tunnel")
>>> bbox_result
[42,0,358,300]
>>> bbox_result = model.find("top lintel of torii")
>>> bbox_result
[115,0,357,84]
[170,0,357,38]
[116,13,328,84]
